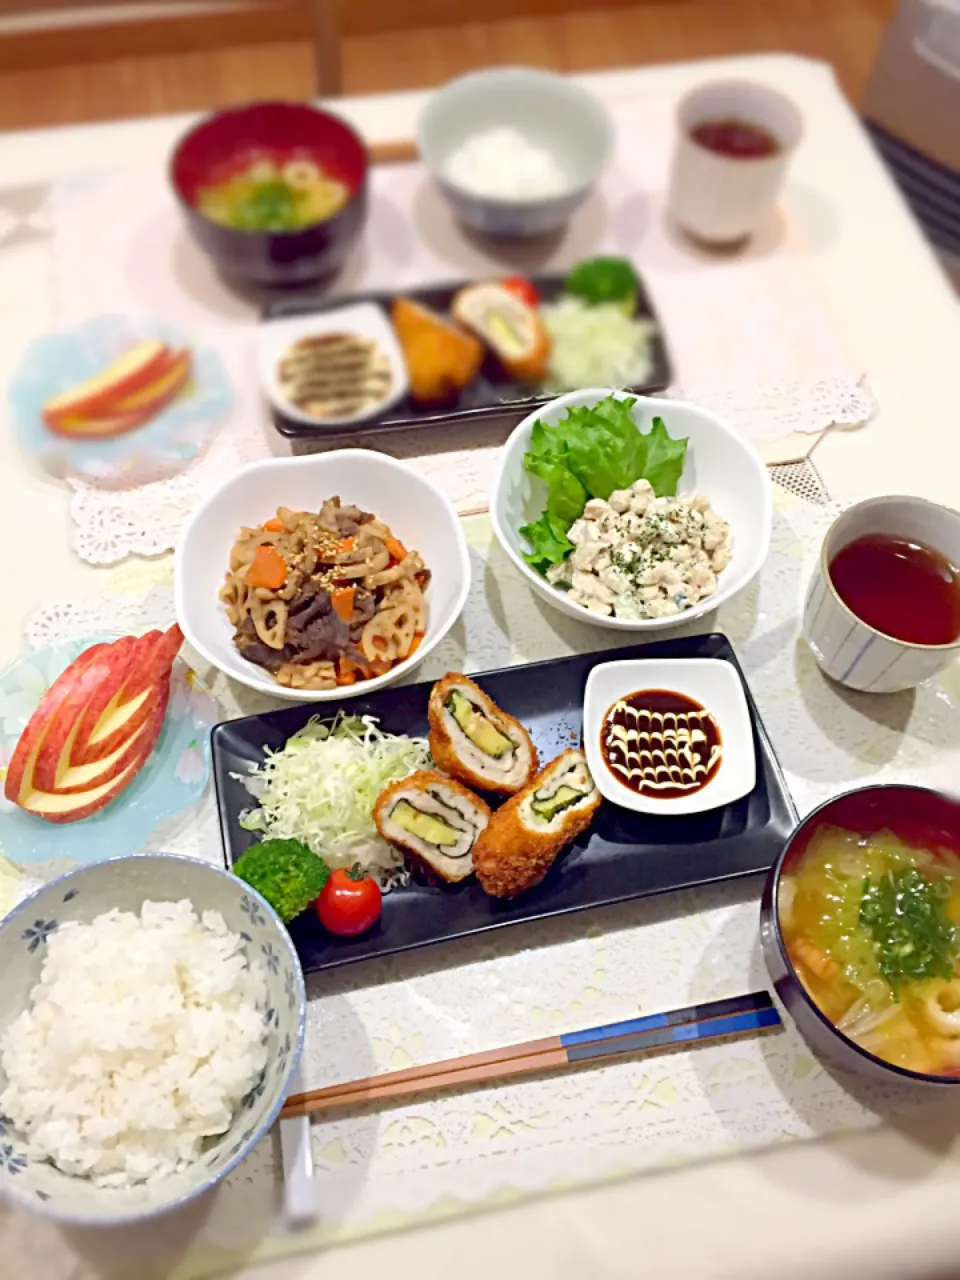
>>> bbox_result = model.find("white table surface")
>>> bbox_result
[2,52,960,1280]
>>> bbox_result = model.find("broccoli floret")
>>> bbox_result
[564,256,640,315]
[232,838,329,923]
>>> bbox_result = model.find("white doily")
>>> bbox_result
[47,92,873,565]
[13,489,960,1277]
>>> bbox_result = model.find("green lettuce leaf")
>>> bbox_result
[518,396,687,573]
[641,414,688,497]
[519,510,575,574]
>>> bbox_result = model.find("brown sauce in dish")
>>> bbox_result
[278,333,393,420]
[690,118,780,159]
[601,689,722,799]
[829,534,960,647]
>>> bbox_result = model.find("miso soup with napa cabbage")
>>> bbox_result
[780,825,960,1075]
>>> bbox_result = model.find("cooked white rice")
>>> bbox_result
[0,899,268,1189]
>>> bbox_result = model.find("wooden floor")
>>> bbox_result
[0,0,895,131]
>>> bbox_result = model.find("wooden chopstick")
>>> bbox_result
[368,138,418,166]
[280,991,780,1119]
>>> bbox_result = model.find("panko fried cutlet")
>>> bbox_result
[473,748,600,898]
[374,769,490,884]
[428,673,537,795]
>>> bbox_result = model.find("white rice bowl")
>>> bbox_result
[0,854,305,1226]
[1,901,268,1187]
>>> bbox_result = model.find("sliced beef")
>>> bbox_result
[284,584,356,664]
[287,581,332,632]
[233,617,293,672]
[317,497,341,532]
[294,618,353,663]
[316,495,373,539]
[334,504,372,537]
[347,589,377,641]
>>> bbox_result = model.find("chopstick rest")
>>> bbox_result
[279,1067,318,1224]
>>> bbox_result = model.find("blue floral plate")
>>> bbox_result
[9,314,232,485]
[0,636,219,864]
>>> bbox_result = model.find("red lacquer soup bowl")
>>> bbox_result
[170,100,369,289]
[761,784,960,1088]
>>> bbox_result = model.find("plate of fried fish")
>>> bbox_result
[211,633,795,973]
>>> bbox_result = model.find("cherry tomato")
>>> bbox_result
[315,867,382,936]
[501,276,539,308]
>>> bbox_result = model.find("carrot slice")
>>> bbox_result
[246,544,287,589]
[336,658,357,686]
[264,517,285,532]
[337,537,355,553]
[331,586,355,621]
[407,632,425,657]
[385,536,407,563]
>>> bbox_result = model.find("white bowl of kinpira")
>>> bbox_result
[583,658,757,815]
[175,450,470,702]
[259,302,408,427]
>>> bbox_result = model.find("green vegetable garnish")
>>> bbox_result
[233,837,330,923]
[531,784,584,822]
[518,395,687,574]
[859,867,957,992]
[234,180,298,231]
[520,511,575,576]
[564,256,640,315]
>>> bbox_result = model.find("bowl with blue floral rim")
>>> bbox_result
[0,852,306,1224]
[0,634,219,866]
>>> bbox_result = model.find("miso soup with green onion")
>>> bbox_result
[196,156,350,232]
[779,825,960,1075]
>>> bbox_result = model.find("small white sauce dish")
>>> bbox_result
[258,302,408,429]
[583,657,757,816]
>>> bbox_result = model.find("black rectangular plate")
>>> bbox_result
[212,633,796,974]
[262,270,673,442]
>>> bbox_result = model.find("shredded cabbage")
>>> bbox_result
[540,296,655,392]
[239,714,430,888]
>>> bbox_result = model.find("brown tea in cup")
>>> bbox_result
[828,533,960,646]
[689,118,780,159]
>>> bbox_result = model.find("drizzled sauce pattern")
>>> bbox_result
[601,689,722,799]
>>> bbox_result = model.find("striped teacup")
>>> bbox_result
[802,496,960,693]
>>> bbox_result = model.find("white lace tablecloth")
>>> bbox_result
[6,487,958,1279]
[47,93,873,565]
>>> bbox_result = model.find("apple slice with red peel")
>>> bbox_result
[46,408,154,440]
[42,340,172,428]
[44,347,192,440]
[6,625,185,822]
[135,624,185,678]
[17,699,168,822]
[113,349,190,414]
[39,689,165,797]
[40,672,171,797]
[4,643,110,803]
[68,625,183,768]
[66,633,154,769]
[30,637,140,791]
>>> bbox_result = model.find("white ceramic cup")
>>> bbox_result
[802,496,960,694]
[667,80,802,244]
